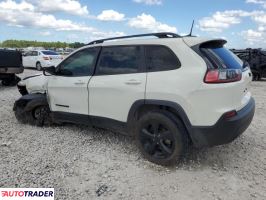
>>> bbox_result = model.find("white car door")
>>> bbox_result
[30,51,38,68]
[89,45,146,122]
[47,47,100,115]
[22,51,32,67]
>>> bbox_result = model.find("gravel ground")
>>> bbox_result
[0,69,266,200]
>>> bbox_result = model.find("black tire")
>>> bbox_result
[1,80,11,86]
[31,105,52,126]
[252,73,256,81]
[36,62,42,71]
[15,105,52,126]
[252,73,260,81]
[2,80,16,86]
[14,105,28,124]
[135,111,189,166]
[257,74,262,81]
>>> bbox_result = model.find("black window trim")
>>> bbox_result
[94,44,181,76]
[201,47,242,70]
[94,45,146,76]
[201,48,223,69]
[144,44,182,72]
[56,46,101,77]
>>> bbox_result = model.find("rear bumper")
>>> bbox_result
[0,73,20,80]
[190,97,255,147]
[0,66,24,74]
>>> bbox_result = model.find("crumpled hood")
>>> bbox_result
[22,73,43,80]
[18,74,49,94]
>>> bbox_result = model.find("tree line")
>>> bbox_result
[0,40,86,49]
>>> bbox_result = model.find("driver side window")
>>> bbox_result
[58,47,100,76]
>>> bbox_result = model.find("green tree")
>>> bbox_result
[0,40,85,49]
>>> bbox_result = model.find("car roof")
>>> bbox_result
[85,36,226,48]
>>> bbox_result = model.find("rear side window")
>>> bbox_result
[96,46,143,75]
[201,47,243,69]
[32,51,38,56]
[145,45,181,72]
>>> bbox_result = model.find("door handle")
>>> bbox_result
[125,79,142,85]
[74,80,86,85]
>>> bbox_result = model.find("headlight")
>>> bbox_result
[17,80,26,86]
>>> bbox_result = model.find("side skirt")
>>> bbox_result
[52,112,91,125]
[51,112,128,135]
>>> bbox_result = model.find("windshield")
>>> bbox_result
[42,51,59,55]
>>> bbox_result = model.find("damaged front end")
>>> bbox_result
[17,74,48,96]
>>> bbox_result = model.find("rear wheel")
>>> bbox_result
[136,111,189,166]
[252,72,261,81]
[1,79,11,86]
[36,62,42,71]
[1,75,20,86]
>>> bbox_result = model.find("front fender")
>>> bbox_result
[19,74,48,94]
[13,93,48,112]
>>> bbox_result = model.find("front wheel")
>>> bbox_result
[31,105,52,126]
[135,111,189,166]
[15,104,52,126]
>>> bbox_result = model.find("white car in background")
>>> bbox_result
[23,50,63,71]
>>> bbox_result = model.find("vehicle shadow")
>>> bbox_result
[56,122,248,171]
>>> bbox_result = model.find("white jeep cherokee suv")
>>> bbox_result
[14,33,255,165]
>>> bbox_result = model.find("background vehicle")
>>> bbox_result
[14,33,255,165]
[0,49,23,86]
[23,50,63,71]
[231,48,266,81]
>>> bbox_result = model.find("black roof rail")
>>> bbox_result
[87,32,181,45]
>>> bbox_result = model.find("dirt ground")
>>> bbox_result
[0,69,265,200]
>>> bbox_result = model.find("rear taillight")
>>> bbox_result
[204,69,242,83]
[43,56,50,60]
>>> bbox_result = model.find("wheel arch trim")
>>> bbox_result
[14,93,48,112]
[127,99,193,135]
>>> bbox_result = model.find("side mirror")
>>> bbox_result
[43,66,56,76]
[59,69,73,76]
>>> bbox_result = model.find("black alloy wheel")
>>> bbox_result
[140,121,175,159]
[136,111,189,166]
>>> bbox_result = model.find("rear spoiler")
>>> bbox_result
[185,39,228,58]
[182,37,227,48]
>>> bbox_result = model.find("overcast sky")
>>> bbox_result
[0,0,266,48]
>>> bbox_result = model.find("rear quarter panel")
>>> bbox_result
[145,39,252,126]
[145,40,208,125]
